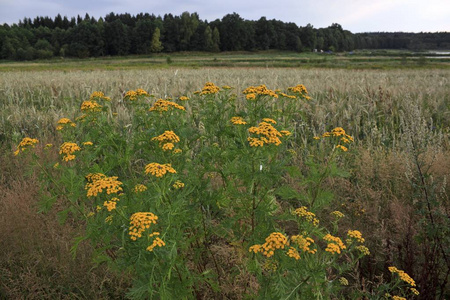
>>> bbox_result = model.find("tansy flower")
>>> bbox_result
[262,118,277,124]
[129,212,158,241]
[56,118,76,130]
[179,96,189,101]
[13,137,39,156]
[83,141,93,146]
[90,91,111,102]
[331,211,345,219]
[199,82,220,95]
[249,232,289,258]
[146,232,166,251]
[323,234,346,254]
[243,85,278,98]
[133,184,148,193]
[103,197,120,211]
[292,206,319,226]
[59,142,81,161]
[230,117,247,125]
[152,131,180,144]
[145,163,176,177]
[339,277,349,286]
[173,180,185,189]
[336,145,348,152]
[85,173,123,197]
[81,100,102,113]
[347,230,365,243]
[149,99,185,112]
[389,266,416,287]
[286,247,301,260]
[287,84,309,99]
[290,235,316,254]
[356,245,370,256]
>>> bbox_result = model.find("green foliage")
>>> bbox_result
[13,82,415,299]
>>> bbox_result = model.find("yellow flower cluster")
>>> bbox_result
[90,91,111,102]
[322,127,354,142]
[59,142,81,161]
[347,230,365,243]
[290,235,317,254]
[392,296,406,300]
[179,96,189,101]
[331,210,345,219]
[292,206,319,226]
[388,266,416,287]
[287,84,311,99]
[323,234,346,254]
[145,162,177,177]
[262,118,276,124]
[129,212,158,241]
[124,89,149,101]
[173,180,185,189]
[248,121,283,147]
[286,247,301,260]
[133,184,148,193]
[149,99,185,112]
[56,118,76,131]
[85,173,123,197]
[222,85,232,89]
[243,85,278,99]
[81,100,102,113]
[280,130,292,136]
[249,232,288,258]
[103,197,120,211]
[356,245,370,256]
[410,288,420,295]
[279,92,297,99]
[146,232,166,251]
[152,131,180,144]
[13,137,39,156]
[230,117,247,125]
[199,82,220,95]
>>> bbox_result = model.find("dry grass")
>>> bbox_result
[0,146,131,299]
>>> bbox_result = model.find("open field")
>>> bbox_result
[0,50,449,72]
[1,63,449,299]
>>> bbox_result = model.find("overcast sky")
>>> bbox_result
[1,0,449,33]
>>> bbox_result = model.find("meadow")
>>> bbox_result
[0,59,449,299]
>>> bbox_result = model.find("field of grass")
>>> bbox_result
[0,59,449,299]
[0,50,449,72]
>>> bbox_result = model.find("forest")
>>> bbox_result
[0,11,449,60]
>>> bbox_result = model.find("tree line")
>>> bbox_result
[0,12,449,61]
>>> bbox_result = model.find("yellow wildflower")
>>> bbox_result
[145,163,177,177]
[356,245,370,256]
[262,118,277,124]
[347,230,365,243]
[336,145,348,152]
[410,288,420,295]
[90,91,111,102]
[59,142,81,161]
[250,232,289,258]
[331,211,345,219]
[199,82,220,95]
[13,137,39,156]
[280,130,292,136]
[243,85,278,98]
[392,296,406,300]
[247,137,264,147]
[85,173,123,197]
[149,99,185,112]
[173,180,185,189]
[323,234,346,254]
[173,148,182,154]
[81,100,102,113]
[56,118,76,130]
[292,206,319,226]
[133,184,148,193]
[179,96,189,101]
[152,131,180,144]
[230,117,247,125]
[222,85,232,89]
[129,212,158,241]
[103,197,120,211]
[286,247,301,260]
[105,215,113,224]
[146,235,166,251]
[83,141,93,146]
[246,93,256,100]
[291,235,316,254]
[248,121,283,146]
[287,84,309,99]
[389,266,416,287]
